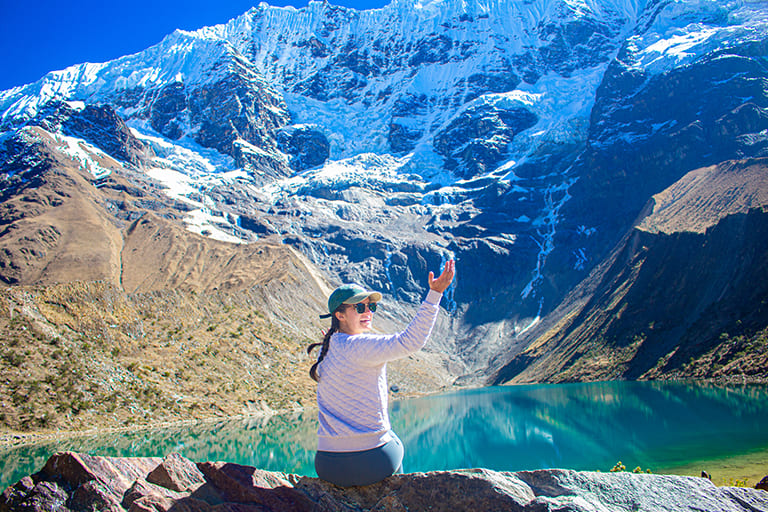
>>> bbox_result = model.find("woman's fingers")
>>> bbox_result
[429,260,455,292]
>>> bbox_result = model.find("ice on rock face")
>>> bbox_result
[54,134,113,179]
[128,122,235,176]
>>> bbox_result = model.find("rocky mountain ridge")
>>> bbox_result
[3,451,767,512]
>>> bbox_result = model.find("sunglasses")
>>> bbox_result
[350,302,378,314]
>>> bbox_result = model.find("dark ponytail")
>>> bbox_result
[308,315,340,382]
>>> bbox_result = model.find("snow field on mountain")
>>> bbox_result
[144,164,250,244]
[184,208,246,244]
[128,122,235,175]
[54,134,113,180]
[632,0,768,74]
[131,122,256,243]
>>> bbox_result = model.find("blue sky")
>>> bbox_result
[0,0,392,91]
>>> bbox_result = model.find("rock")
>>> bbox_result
[66,104,152,166]
[3,452,768,512]
[432,103,538,179]
[757,476,768,491]
[146,453,205,492]
[0,477,34,512]
[149,82,187,141]
[295,468,536,511]
[32,101,151,166]
[514,469,748,512]
[387,122,423,153]
[196,461,314,511]
[70,480,123,512]
[121,479,188,512]
[277,125,330,171]
[3,481,70,512]
[41,452,162,496]
[142,53,292,176]
[722,486,768,512]
[387,93,430,153]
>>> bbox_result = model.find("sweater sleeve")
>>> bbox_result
[341,289,443,366]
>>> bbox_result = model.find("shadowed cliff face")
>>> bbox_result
[558,39,768,283]
[491,159,768,385]
[2,452,767,512]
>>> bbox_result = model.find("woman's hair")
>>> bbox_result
[308,313,341,382]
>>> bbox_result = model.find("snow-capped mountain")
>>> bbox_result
[1,0,767,374]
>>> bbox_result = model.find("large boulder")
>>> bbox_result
[2,451,768,512]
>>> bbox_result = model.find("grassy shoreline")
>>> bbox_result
[656,446,768,487]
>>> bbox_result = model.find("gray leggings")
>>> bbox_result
[315,434,404,487]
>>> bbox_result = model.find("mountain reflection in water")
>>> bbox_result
[393,381,768,473]
[2,381,767,489]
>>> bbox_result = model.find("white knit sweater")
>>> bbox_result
[316,289,443,452]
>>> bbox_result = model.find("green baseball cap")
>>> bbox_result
[320,284,382,319]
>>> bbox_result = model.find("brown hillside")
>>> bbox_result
[0,126,455,436]
[638,158,768,234]
[0,126,330,433]
[0,280,319,433]
[0,126,325,299]
[0,127,123,286]
[122,213,313,294]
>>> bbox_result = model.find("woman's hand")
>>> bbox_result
[429,259,455,293]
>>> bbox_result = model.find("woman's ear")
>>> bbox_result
[334,308,351,332]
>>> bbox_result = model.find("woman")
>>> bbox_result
[308,259,455,487]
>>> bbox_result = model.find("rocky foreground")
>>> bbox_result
[2,452,768,512]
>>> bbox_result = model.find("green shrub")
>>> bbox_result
[609,461,652,474]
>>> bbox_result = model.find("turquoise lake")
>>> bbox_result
[2,381,767,489]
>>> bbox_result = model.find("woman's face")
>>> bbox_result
[335,297,375,335]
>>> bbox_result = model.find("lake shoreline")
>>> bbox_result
[0,410,292,451]
[4,378,763,450]
[3,381,766,489]
[3,429,766,489]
